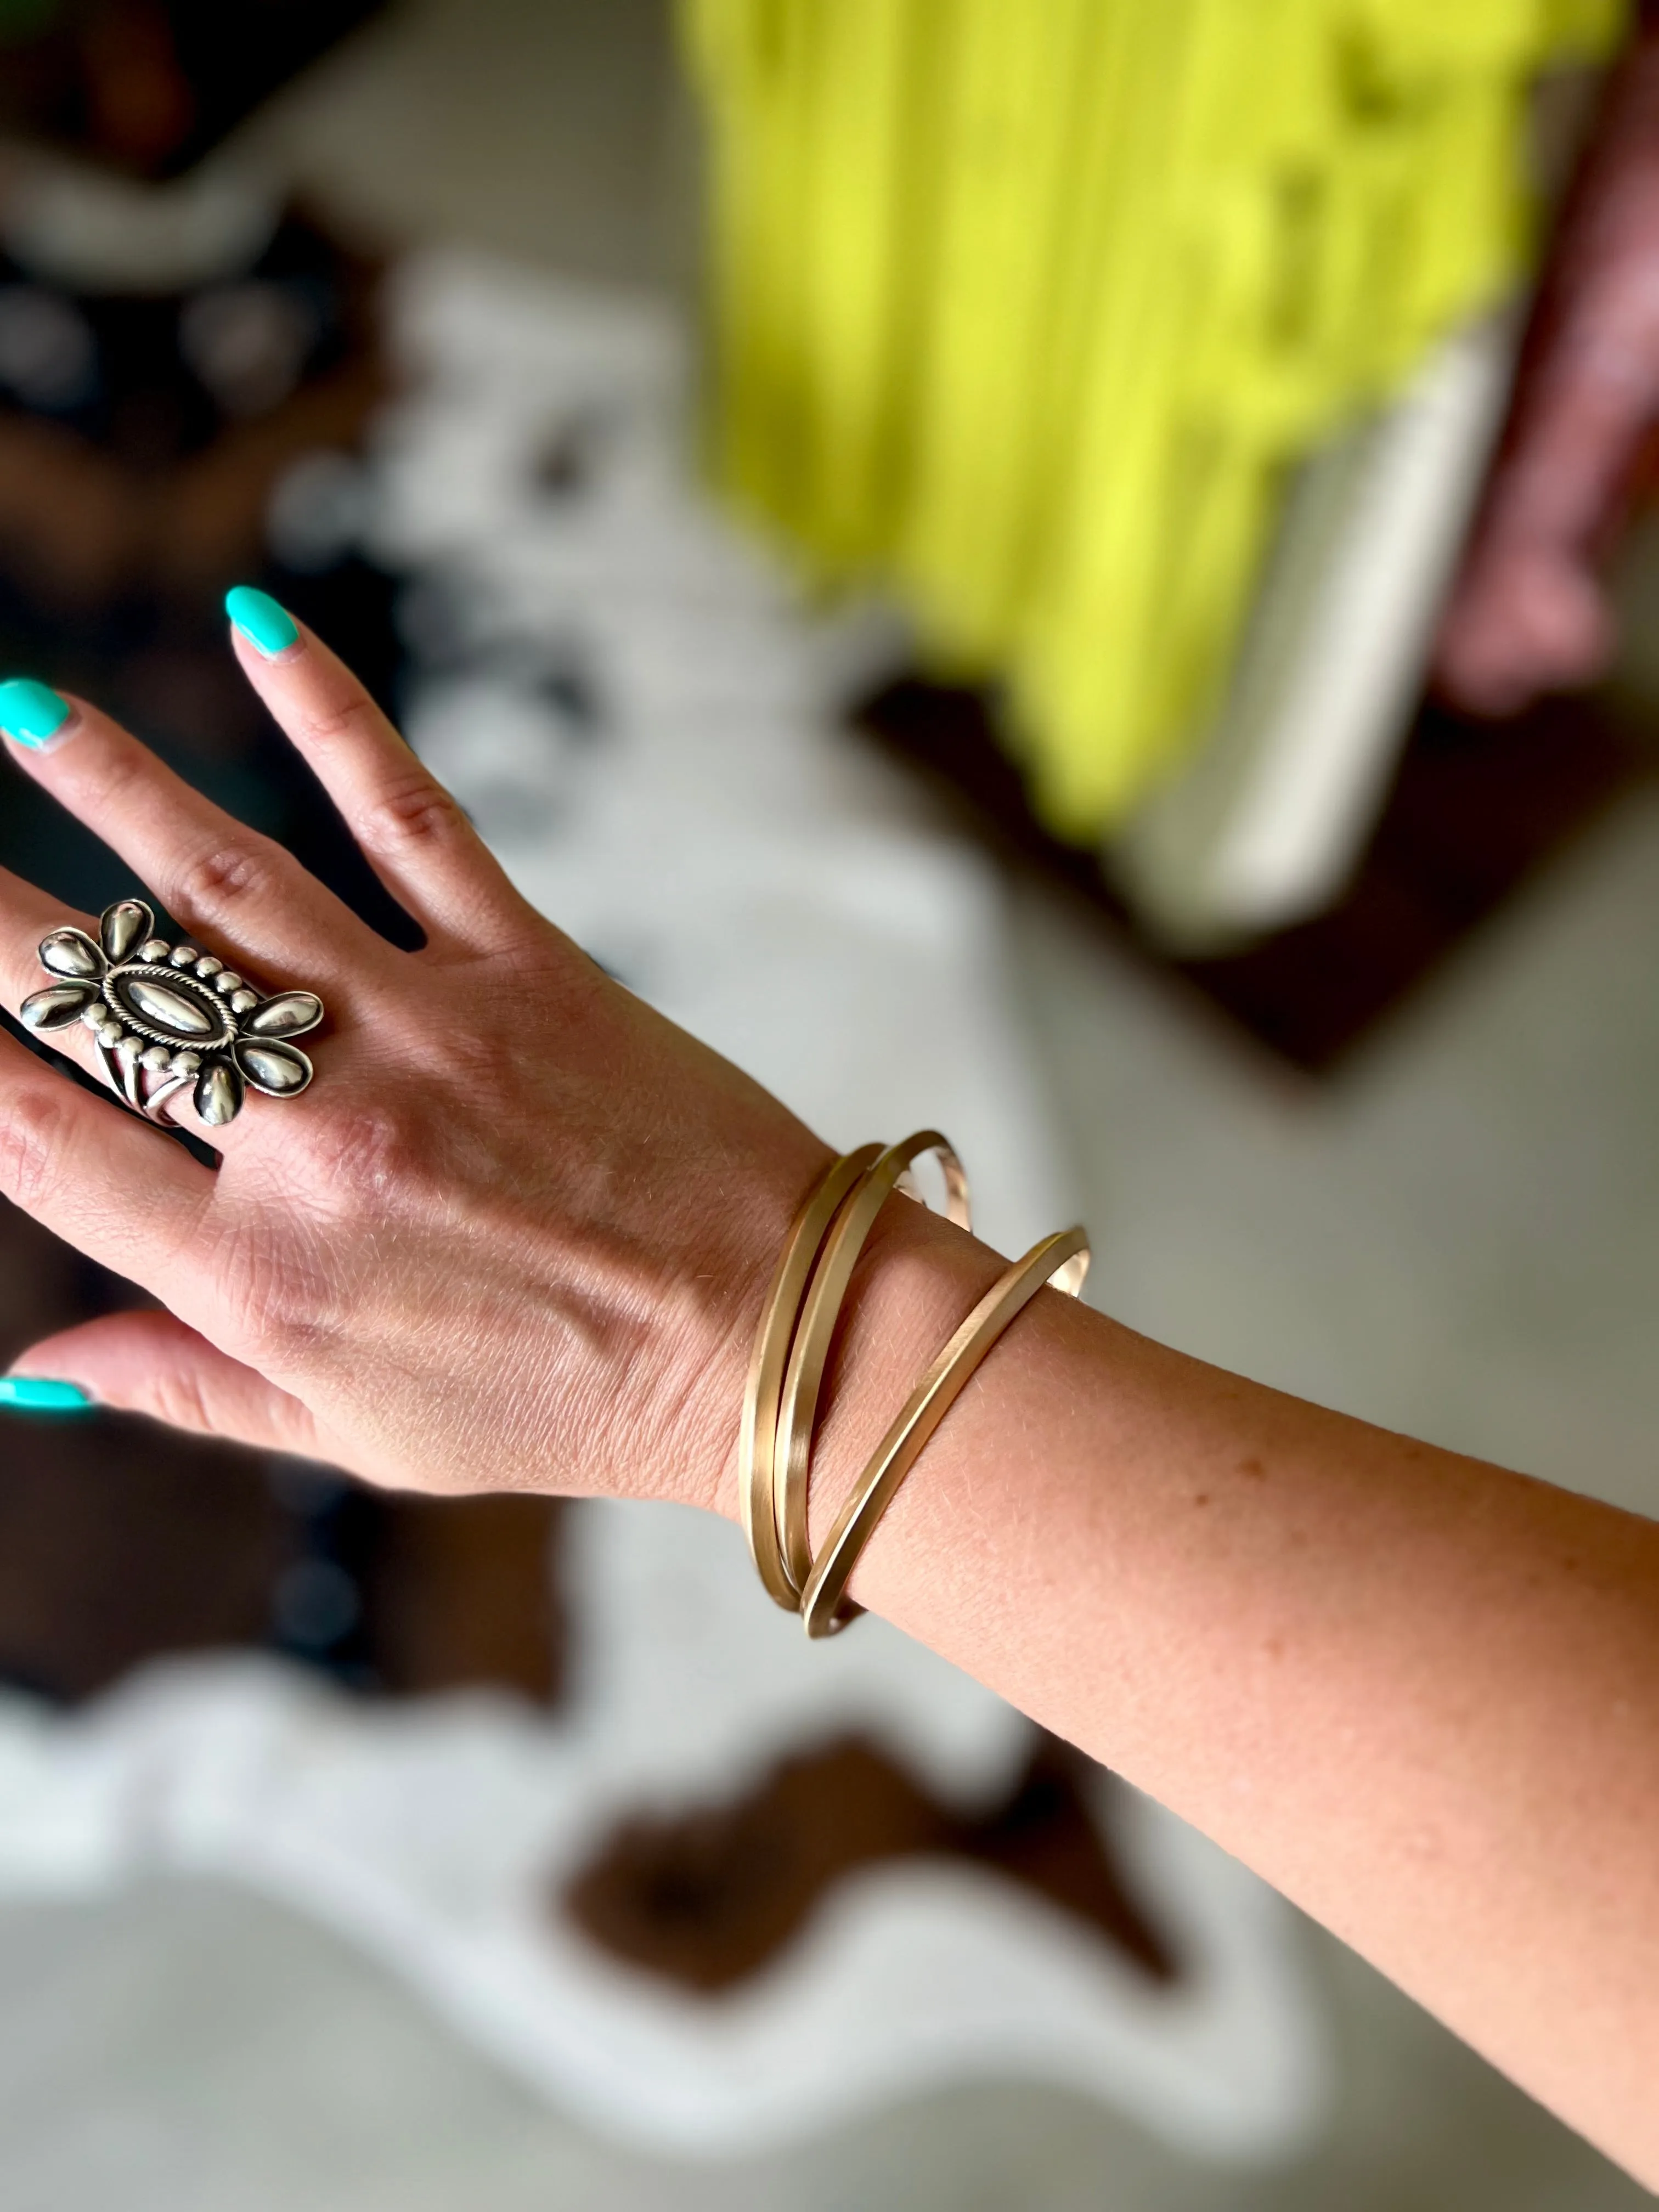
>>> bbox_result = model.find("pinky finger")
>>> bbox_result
[5,1307,333,1462]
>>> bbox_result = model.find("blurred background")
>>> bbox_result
[1,1,1657,2205]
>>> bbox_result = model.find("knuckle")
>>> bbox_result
[149,1363,217,1437]
[302,1101,431,1211]
[303,692,380,749]
[77,741,149,812]
[170,837,286,923]
[362,769,470,854]
[211,1218,335,1364]
[0,1084,74,1211]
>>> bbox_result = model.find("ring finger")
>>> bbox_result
[0,865,266,1141]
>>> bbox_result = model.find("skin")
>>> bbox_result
[1438,26,1659,714]
[2,624,1657,2186]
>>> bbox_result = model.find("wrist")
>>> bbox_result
[787,1192,1008,1554]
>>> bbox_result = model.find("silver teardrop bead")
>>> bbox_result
[100,899,154,963]
[246,991,324,1039]
[234,1039,312,1096]
[21,981,98,1030]
[194,1059,245,1126]
[39,927,104,980]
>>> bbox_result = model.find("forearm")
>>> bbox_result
[753,1198,1659,2185]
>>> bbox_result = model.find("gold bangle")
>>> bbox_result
[738,1144,883,1610]
[774,1131,971,1597]
[800,1224,1090,1640]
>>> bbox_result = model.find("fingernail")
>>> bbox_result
[0,678,72,748]
[226,585,300,659]
[0,1376,95,1413]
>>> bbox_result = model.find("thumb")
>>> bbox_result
[5,1307,331,1461]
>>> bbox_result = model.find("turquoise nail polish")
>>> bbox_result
[225,585,300,659]
[0,678,71,748]
[0,1376,94,1413]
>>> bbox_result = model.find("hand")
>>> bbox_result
[0,599,833,1509]
[1437,30,1659,714]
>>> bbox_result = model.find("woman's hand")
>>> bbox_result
[0,600,832,1509]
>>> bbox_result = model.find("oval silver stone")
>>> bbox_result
[40,928,104,980]
[235,1040,312,1096]
[246,991,323,1039]
[111,968,224,1040]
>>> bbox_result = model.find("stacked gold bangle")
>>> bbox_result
[741,1132,1090,1637]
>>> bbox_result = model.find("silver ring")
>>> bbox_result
[20,899,324,1127]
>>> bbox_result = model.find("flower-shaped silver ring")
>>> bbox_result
[20,899,324,1127]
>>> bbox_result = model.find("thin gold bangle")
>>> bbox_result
[774,1131,971,1597]
[738,1144,883,1610]
[800,1224,1090,1640]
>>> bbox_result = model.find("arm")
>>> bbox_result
[2,612,1656,2185]
[800,1199,1659,2186]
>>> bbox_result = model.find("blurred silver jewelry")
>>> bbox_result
[21,898,323,1127]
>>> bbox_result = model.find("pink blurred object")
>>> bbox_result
[1438,21,1659,714]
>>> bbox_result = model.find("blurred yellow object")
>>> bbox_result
[681,0,1624,837]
